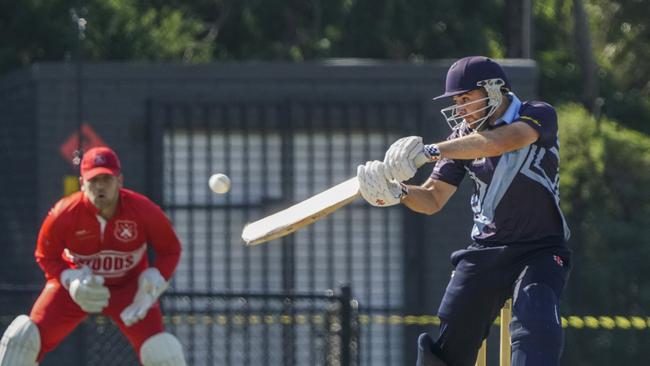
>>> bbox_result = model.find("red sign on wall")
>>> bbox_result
[59,124,108,166]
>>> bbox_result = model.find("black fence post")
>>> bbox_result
[339,284,359,366]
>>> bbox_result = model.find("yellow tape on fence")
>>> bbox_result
[81,314,650,330]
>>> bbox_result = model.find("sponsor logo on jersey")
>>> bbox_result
[114,220,137,242]
[63,245,146,278]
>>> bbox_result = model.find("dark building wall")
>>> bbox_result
[0,69,40,283]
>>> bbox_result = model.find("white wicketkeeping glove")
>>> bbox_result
[357,160,405,207]
[120,267,168,327]
[383,136,428,182]
[61,266,110,313]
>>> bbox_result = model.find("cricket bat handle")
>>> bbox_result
[414,144,439,168]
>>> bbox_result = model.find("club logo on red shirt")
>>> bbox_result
[115,220,137,242]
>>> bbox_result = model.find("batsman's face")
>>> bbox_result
[452,89,488,127]
[81,174,122,210]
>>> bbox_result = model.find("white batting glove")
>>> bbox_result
[383,136,427,182]
[357,160,406,207]
[120,267,168,327]
[61,266,110,313]
[383,136,442,182]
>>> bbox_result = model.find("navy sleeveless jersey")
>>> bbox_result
[431,93,570,244]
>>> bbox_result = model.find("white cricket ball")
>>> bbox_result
[208,173,231,194]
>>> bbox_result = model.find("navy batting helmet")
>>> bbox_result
[433,56,510,100]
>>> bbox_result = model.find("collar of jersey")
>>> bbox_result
[492,92,521,127]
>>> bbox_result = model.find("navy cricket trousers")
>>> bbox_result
[431,240,571,366]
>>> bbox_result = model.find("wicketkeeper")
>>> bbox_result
[357,56,572,366]
[0,147,186,365]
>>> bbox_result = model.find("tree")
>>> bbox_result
[572,0,599,112]
[533,0,650,133]
[558,103,650,365]
[0,0,211,73]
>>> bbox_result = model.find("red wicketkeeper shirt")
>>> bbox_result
[35,189,181,286]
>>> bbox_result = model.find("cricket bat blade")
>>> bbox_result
[242,177,360,246]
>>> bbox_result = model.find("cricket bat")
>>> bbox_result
[241,146,435,246]
[241,177,361,246]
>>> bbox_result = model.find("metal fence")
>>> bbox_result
[162,287,358,366]
[146,96,428,365]
[0,286,358,366]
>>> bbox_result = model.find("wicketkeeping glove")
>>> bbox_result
[61,266,110,313]
[357,160,406,207]
[120,267,168,327]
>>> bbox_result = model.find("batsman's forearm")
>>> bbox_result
[436,132,501,160]
[436,121,539,159]
[400,186,443,215]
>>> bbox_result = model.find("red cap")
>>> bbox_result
[80,146,121,180]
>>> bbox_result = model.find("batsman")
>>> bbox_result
[357,56,572,366]
[0,147,187,365]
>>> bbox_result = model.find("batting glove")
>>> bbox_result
[61,266,110,314]
[357,160,406,207]
[120,267,168,327]
[384,136,441,182]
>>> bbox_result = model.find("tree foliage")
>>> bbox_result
[560,103,650,312]
[82,1,212,61]
[533,0,650,133]
[143,0,503,61]
[2,0,649,135]
[0,0,211,72]
[0,0,507,66]
[558,104,650,365]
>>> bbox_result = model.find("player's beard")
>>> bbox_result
[88,189,119,212]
